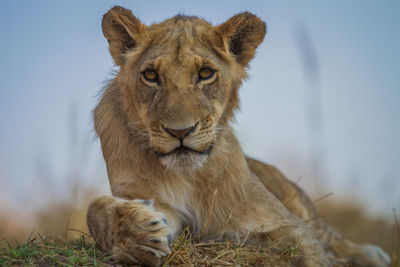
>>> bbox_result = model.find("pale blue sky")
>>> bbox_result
[0,1,399,217]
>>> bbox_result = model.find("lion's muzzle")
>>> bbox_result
[157,122,212,157]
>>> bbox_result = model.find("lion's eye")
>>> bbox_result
[198,67,214,81]
[143,69,159,83]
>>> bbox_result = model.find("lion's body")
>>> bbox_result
[87,6,390,266]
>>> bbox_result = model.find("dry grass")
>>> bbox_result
[163,228,296,266]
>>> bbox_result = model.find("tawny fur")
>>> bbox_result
[87,6,390,267]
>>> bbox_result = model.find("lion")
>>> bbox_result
[87,6,391,266]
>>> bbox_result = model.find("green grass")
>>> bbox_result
[0,234,114,267]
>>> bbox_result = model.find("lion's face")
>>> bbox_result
[101,8,265,169]
[123,19,239,168]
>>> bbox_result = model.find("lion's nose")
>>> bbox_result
[164,124,196,139]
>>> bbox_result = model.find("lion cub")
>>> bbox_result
[87,6,390,267]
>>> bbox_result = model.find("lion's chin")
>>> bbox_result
[157,146,212,171]
[160,153,208,171]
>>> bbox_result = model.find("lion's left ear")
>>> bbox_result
[216,12,266,67]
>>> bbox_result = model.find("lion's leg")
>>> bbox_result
[247,157,390,266]
[231,177,331,267]
[87,196,179,267]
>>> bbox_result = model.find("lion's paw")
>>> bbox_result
[110,199,172,267]
[357,244,391,267]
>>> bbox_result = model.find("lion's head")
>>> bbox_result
[98,6,265,169]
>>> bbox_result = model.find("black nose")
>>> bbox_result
[164,125,195,139]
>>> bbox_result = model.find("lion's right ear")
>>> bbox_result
[102,6,147,65]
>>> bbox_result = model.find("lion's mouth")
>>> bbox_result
[157,145,213,157]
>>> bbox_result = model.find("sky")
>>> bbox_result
[0,1,399,218]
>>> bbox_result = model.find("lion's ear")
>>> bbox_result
[216,12,266,67]
[102,6,147,66]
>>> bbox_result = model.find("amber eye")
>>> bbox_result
[198,67,214,81]
[142,69,159,83]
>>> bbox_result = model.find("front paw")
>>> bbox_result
[110,199,172,266]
